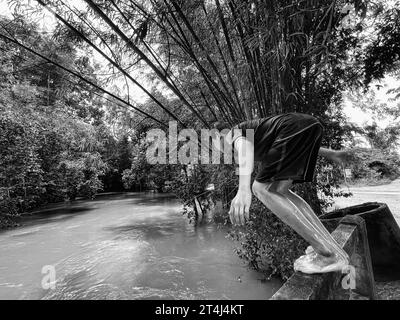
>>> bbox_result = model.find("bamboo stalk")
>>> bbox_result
[202,3,245,121]
[161,3,234,124]
[168,1,238,112]
[0,33,167,127]
[36,0,186,127]
[83,0,209,127]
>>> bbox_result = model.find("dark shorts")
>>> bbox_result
[255,122,323,184]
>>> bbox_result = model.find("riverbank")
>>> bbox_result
[0,191,161,229]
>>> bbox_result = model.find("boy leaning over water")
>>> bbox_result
[215,112,352,274]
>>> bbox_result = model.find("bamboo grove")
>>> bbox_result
[1,0,370,130]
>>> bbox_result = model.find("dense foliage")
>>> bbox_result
[0,17,139,227]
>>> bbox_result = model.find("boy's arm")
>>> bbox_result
[229,137,254,226]
[319,147,354,165]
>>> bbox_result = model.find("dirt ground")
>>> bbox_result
[330,179,400,225]
[329,179,400,300]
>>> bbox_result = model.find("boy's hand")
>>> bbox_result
[229,190,252,226]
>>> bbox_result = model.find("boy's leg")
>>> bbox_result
[252,179,348,273]
[285,189,349,260]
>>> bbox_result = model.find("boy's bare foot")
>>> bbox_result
[305,245,314,255]
[294,251,349,274]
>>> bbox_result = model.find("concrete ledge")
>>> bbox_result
[271,215,377,300]
[321,203,400,281]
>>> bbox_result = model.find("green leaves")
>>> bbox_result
[364,3,400,86]
[0,14,111,227]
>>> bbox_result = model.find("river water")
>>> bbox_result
[0,193,282,300]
